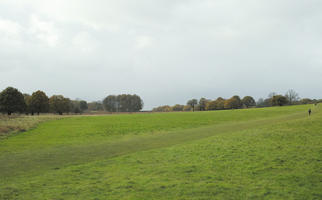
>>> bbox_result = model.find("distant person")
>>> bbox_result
[308,108,311,116]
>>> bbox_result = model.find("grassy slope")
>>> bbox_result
[0,105,321,199]
[0,115,63,138]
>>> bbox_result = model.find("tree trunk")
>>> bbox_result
[8,111,12,115]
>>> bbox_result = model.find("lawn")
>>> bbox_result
[0,105,321,199]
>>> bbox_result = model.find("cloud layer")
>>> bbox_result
[1,0,322,109]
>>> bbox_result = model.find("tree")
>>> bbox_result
[224,98,234,109]
[242,96,256,108]
[172,104,184,111]
[0,87,26,115]
[152,105,171,112]
[215,97,225,110]
[129,94,144,112]
[256,98,271,107]
[30,90,49,115]
[199,98,210,111]
[49,95,71,115]
[23,93,32,115]
[187,99,198,112]
[183,105,192,111]
[205,97,225,110]
[271,95,288,106]
[103,95,118,112]
[71,100,81,114]
[79,100,88,112]
[87,101,104,111]
[224,95,242,109]
[285,89,300,105]
[300,98,313,104]
[256,98,265,107]
[103,94,143,112]
[206,100,216,110]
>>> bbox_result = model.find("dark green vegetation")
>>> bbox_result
[103,94,143,112]
[0,87,26,115]
[0,86,144,115]
[0,105,321,199]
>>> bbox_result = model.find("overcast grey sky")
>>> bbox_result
[0,0,321,109]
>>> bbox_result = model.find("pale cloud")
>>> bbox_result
[0,0,322,109]
[28,14,59,47]
[0,18,21,35]
[135,36,154,49]
[0,18,23,46]
[72,31,99,53]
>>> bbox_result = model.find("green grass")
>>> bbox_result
[0,105,321,199]
[0,114,63,139]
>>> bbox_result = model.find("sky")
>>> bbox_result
[0,0,321,110]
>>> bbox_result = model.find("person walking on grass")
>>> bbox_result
[308,108,311,116]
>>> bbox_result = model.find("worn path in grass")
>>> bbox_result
[0,105,314,179]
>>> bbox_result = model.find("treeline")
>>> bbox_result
[0,87,143,115]
[152,90,321,112]
[103,94,143,112]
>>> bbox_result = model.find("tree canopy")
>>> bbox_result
[187,99,198,112]
[242,96,256,108]
[49,95,71,115]
[30,90,49,115]
[224,96,242,109]
[0,87,26,115]
[199,98,210,111]
[103,94,143,112]
[271,95,288,106]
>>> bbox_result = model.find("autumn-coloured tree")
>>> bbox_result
[206,100,216,110]
[224,96,242,109]
[23,93,32,115]
[152,105,171,112]
[215,97,225,110]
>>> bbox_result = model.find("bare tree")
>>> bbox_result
[285,89,300,105]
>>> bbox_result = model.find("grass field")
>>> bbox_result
[0,105,321,199]
[0,115,63,139]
